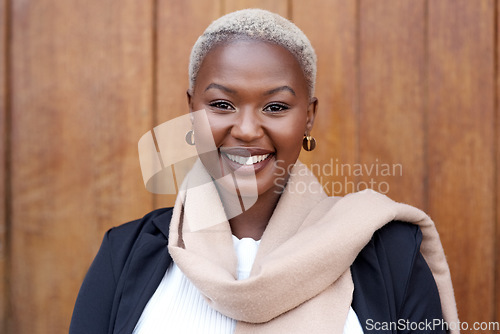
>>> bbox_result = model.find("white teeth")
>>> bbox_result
[226,153,270,165]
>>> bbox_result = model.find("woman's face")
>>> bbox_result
[188,39,317,197]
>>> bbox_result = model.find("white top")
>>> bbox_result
[134,236,364,334]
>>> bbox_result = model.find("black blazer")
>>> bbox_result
[69,208,445,334]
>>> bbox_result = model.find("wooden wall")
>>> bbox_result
[1,0,498,332]
[1,0,7,331]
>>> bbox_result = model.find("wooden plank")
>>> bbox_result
[156,0,222,123]
[155,0,221,208]
[223,0,288,17]
[497,0,500,326]
[0,0,7,331]
[358,0,426,207]
[10,1,154,332]
[428,0,496,327]
[293,0,358,197]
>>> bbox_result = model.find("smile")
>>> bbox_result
[225,153,271,165]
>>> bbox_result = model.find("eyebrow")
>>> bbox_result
[204,83,236,94]
[204,83,296,97]
[264,86,296,96]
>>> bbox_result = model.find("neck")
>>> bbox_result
[217,184,283,240]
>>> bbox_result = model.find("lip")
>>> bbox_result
[219,147,275,175]
[219,147,274,157]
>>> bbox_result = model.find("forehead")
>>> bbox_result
[194,39,308,95]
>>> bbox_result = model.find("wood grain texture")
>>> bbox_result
[156,0,221,123]
[0,0,7,331]
[154,0,221,209]
[293,0,358,197]
[428,0,496,327]
[497,0,500,326]
[358,0,426,207]
[9,1,154,332]
[223,0,288,17]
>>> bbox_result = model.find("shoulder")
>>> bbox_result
[351,220,443,328]
[372,220,422,265]
[353,220,423,290]
[69,207,174,333]
[106,207,173,242]
[350,221,422,311]
[103,207,174,276]
[106,208,173,240]
[354,220,422,262]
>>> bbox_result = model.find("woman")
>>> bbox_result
[70,9,459,334]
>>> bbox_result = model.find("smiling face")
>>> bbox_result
[188,39,317,197]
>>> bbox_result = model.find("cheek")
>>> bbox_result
[191,99,230,145]
[270,115,307,157]
[209,115,229,133]
[203,115,231,146]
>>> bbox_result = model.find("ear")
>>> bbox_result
[305,97,318,134]
[186,89,193,111]
[186,90,194,123]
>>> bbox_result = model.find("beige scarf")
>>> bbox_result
[168,160,459,333]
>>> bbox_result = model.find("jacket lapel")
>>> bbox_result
[112,209,173,334]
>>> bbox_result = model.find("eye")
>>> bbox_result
[209,100,235,111]
[263,103,289,113]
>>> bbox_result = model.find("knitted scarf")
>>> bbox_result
[168,160,459,333]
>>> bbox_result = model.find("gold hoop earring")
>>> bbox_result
[302,135,316,151]
[185,130,195,145]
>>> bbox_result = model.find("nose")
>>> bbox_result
[230,108,264,143]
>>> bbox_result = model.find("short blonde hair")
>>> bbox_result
[189,8,317,97]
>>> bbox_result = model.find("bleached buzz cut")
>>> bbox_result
[188,8,317,97]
